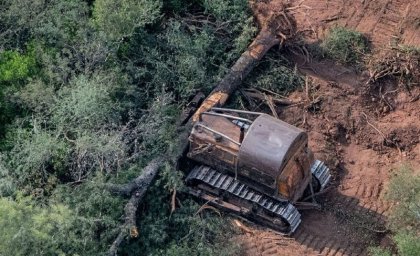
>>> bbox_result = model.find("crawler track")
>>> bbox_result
[186,160,332,234]
[186,165,302,233]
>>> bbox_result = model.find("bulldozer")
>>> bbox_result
[183,107,331,234]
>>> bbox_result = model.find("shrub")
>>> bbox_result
[0,48,37,83]
[12,79,55,115]
[0,0,255,254]
[51,74,121,132]
[203,0,249,21]
[0,197,75,255]
[0,45,38,138]
[322,27,369,64]
[0,154,15,196]
[370,166,420,255]
[93,0,162,41]
[51,181,123,255]
[386,166,420,231]
[394,231,420,256]
[122,181,240,255]
[246,52,304,94]
[6,127,69,194]
[33,0,89,47]
[369,246,392,256]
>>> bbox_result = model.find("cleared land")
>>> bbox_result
[233,1,420,255]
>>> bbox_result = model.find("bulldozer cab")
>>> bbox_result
[187,108,313,202]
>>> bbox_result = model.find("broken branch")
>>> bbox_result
[108,157,163,256]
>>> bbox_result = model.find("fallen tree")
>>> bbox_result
[107,1,297,254]
[108,157,163,256]
[192,0,297,121]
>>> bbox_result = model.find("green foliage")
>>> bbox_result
[0,48,37,83]
[6,126,69,194]
[246,52,304,94]
[0,154,15,196]
[162,0,200,13]
[0,91,15,139]
[162,22,214,99]
[120,25,211,103]
[202,0,255,62]
[121,17,254,104]
[0,0,89,49]
[371,166,420,255]
[0,45,38,138]
[371,231,420,256]
[93,0,162,41]
[0,0,254,254]
[133,92,179,157]
[36,35,111,85]
[230,16,258,57]
[322,27,369,64]
[122,180,239,255]
[0,196,75,255]
[394,231,420,256]
[12,79,55,115]
[51,74,121,132]
[51,181,123,255]
[0,0,44,49]
[0,183,123,256]
[203,0,248,20]
[118,0,255,103]
[397,45,420,55]
[386,166,420,231]
[369,246,392,256]
[33,0,90,46]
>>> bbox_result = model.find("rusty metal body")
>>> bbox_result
[185,108,331,233]
[187,109,313,202]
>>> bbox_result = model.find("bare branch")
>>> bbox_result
[108,157,163,256]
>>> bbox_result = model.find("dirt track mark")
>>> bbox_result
[292,223,369,256]
[292,0,420,47]
[369,0,407,44]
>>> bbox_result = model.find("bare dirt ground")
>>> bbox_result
[291,0,420,48]
[232,1,420,255]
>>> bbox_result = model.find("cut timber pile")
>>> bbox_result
[367,47,420,89]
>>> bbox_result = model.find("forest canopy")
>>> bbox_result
[0,0,260,255]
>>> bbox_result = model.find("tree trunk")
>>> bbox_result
[192,29,279,122]
[108,157,163,256]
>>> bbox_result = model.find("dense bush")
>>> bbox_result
[93,0,162,41]
[0,46,38,137]
[0,196,75,255]
[0,48,37,83]
[0,0,256,254]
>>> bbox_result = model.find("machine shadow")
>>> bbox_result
[292,188,389,255]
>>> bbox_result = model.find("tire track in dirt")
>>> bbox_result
[291,0,420,47]
[293,228,351,256]
[236,192,384,256]
[369,0,407,45]
[339,178,393,218]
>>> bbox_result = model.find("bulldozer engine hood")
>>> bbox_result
[237,114,308,188]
